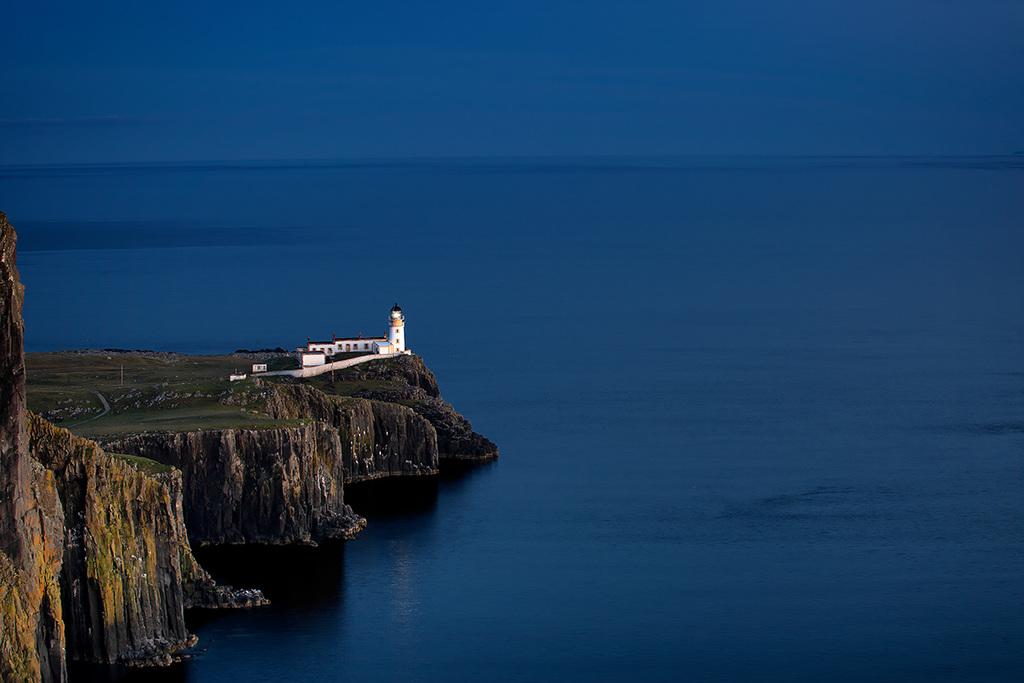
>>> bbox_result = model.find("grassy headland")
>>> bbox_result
[25,352,299,438]
[25,351,425,438]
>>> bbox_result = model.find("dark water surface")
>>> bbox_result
[2,158,1022,681]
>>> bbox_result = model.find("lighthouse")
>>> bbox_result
[388,303,406,352]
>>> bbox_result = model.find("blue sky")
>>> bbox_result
[2,0,1023,163]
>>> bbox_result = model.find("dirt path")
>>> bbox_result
[66,390,110,427]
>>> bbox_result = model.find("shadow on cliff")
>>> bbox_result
[66,661,187,683]
[439,458,496,486]
[346,459,496,522]
[66,539,351,682]
[190,541,347,614]
[344,475,441,520]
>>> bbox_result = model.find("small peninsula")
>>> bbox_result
[1,211,497,680]
[27,349,498,545]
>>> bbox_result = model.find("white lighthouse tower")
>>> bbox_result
[388,303,406,352]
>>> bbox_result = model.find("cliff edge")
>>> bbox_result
[342,355,499,462]
[94,358,496,547]
[1,210,66,681]
[2,212,264,679]
[100,422,367,546]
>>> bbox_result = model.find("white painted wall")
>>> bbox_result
[299,352,326,367]
[389,322,405,352]
[307,342,337,355]
[260,352,404,378]
[333,339,385,354]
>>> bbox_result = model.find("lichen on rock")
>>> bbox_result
[99,421,367,545]
[3,212,266,678]
[27,413,263,665]
[1,210,67,682]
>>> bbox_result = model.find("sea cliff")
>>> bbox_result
[2,209,68,681]
[27,415,265,666]
[288,355,499,463]
[97,359,496,546]
[3,209,498,678]
[2,212,264,679]
[96,384,438,545]
[264,383,440,481]
[100,422,367,545]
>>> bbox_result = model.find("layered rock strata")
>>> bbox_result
[97,357,495,545]
[100,422,367,545]
[335,355,498,462]
[1,210,67,682]
[98,385,440,543]
[265,384,439,482]
[4,208,497,675]
[2,212,263,678]
[28,416,243,665]
[410,398,498,462]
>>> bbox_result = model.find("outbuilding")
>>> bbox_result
[298,350,326,367]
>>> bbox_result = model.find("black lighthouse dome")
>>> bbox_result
[390,303,404,321]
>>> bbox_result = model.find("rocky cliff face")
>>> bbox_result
[97,382,440,544]
[93,363,495,548]
[28,415,266,665]
[100,422,367,545]
[411,398,498,462]
[266,383,439,482]
[3,213,262,678]
[1,210,66,682]
[0,461,65,682]
[333,355,498,462]
[29,416,197,665]
[92,379,445,547]
[352,354,441,398]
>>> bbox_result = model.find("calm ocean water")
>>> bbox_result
[2,157,1022,681]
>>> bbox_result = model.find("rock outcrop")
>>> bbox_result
[1,210,66,682]
[351,354,441,398]
[97,383,441,544]
[331,355,498,462]
[100,422,367,545]
[95,355,495,547]
[266,383,439,482]
[29,416,198,665]
[411,398,498,462]
[2,212,263,678]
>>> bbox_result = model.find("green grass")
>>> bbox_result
[26,353,300,437]
[265,356,299,372]
[72,405,305,439]
[303,377,393,397]
[269,371,407,400]
[110,453,176,476]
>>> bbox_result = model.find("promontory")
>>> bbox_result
[0,210,497,680]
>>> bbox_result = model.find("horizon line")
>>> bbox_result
[2,153,1023,173]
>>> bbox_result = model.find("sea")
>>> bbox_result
[1,157,1022,682]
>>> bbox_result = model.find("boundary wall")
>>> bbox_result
[254,351,410,379]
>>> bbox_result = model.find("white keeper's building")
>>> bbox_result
[296,303,408,368]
